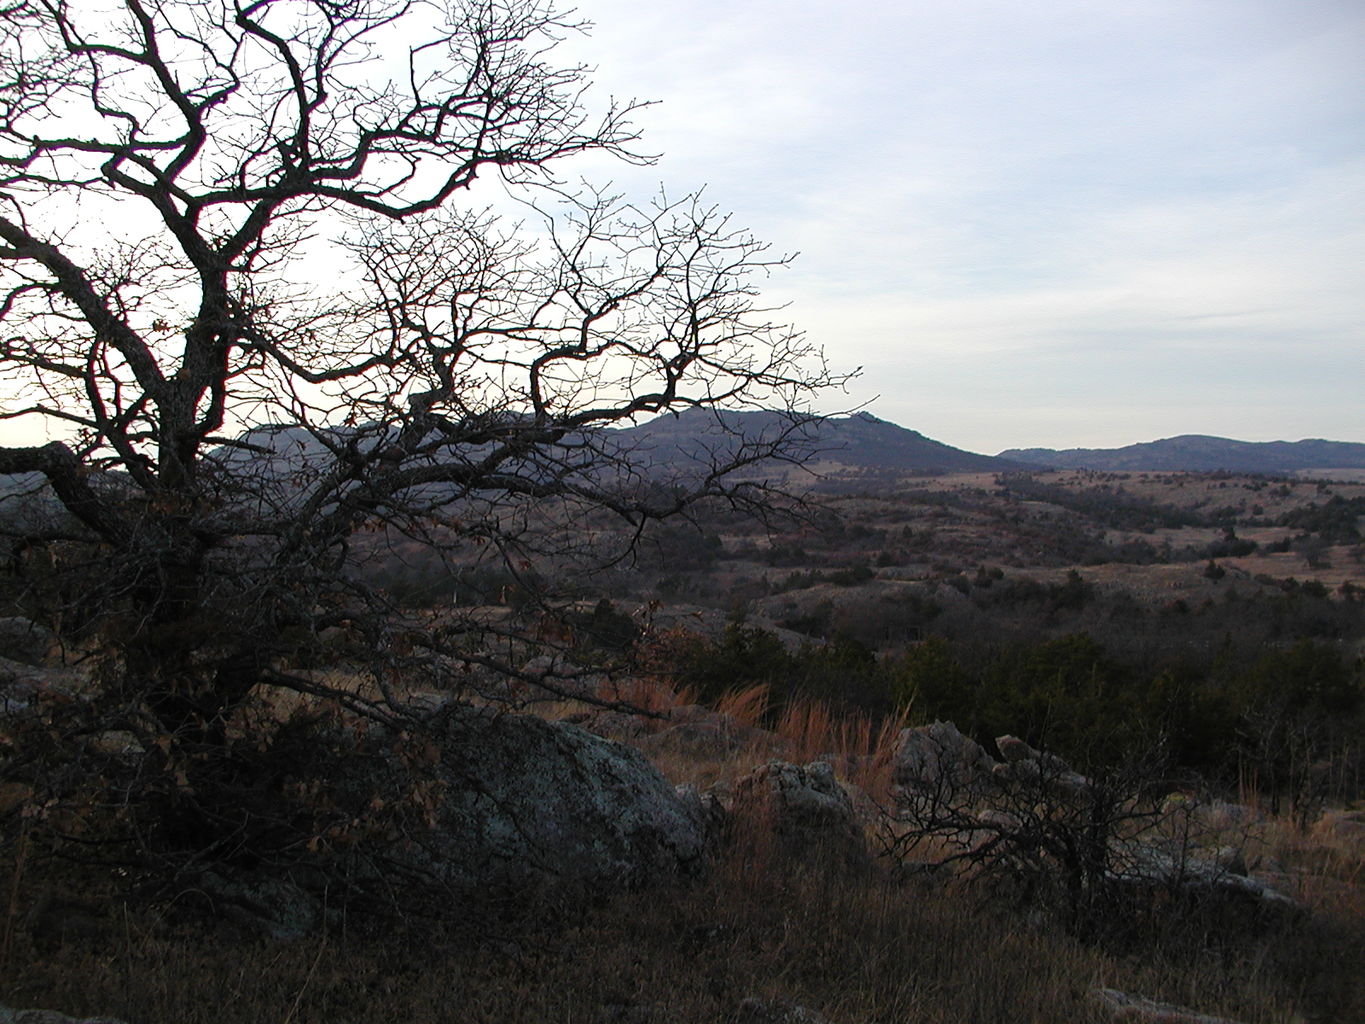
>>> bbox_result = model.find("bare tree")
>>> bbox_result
[0,0,845,856]
[881,736,1297,945]
[884,745,1169,940]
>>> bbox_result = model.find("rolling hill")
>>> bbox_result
[999,435,1365,474]
[617,409,1023,476]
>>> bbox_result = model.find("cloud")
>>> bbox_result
[6,0,1359,452]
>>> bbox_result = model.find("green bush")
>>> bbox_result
[678,623,795,704]
[677,624,901,717]
[882,637,971,725]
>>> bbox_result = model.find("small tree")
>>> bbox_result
[1231,640,1363,823]
[0,0,844,868]
[884,736,1226,945]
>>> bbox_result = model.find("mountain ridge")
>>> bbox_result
[999,434,1365,473]
[616,409,1024,475]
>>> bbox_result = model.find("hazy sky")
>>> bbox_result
[553,0,1365,453]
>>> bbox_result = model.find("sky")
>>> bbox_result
[548,0,1365,453]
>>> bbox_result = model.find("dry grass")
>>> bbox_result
[0,859,1104,1022]
[609,683,912,803]
[714,683,772,729]
[3,673,1362,1023]
[768,697,909,801]
[592,676,700,716]
[3,836,1361,1024]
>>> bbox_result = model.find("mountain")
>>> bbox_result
[618,409,1022,476]
[999,435,1365,474]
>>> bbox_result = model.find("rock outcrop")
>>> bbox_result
[729,761,868,870]
[1089,988,1247,1024]
[189,870,324,941]
[0,617,55,666]
[735,996,839,1023]
[889,720,997,800]
[322,704,711,902]
[886,726,1302,923]
[1111,841,1303,919]
[993,734,1093,802]
[0,1008,128,1024]
[0,656,86,716]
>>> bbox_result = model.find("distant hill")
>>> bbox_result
[618,410,1021,476]
[999,435,1365,474]
[22,417,1361,516]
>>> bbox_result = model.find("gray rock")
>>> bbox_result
[190,870,322,941]
[890,720,997,799]
[0,617,55,666]
[516,655,602,697]
[1111,841,1303,918]
[1089,988,1247,1024]
[675,783,729,846]
[341,705,709,898]
[0,1008,127,1024]
[0,657,86,715]
[736,997,835,1024]
[836,777,886,827]
[730,761,868,870]
[995,734,1070,773]
[991,735,1092,802]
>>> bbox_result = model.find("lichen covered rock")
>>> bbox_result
[335,705,711,899]
[730,760,868,869]
[890,720,997,801]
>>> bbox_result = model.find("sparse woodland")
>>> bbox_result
[0,1,1362,1022]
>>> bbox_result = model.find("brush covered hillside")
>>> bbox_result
[351,452,1365,809]
[5,457,1365,1023]
[6,426,1365,1024]
[1001,434,1365,474]
[5,0,1360,1016]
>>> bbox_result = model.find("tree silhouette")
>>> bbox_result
[0,0,844,844]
